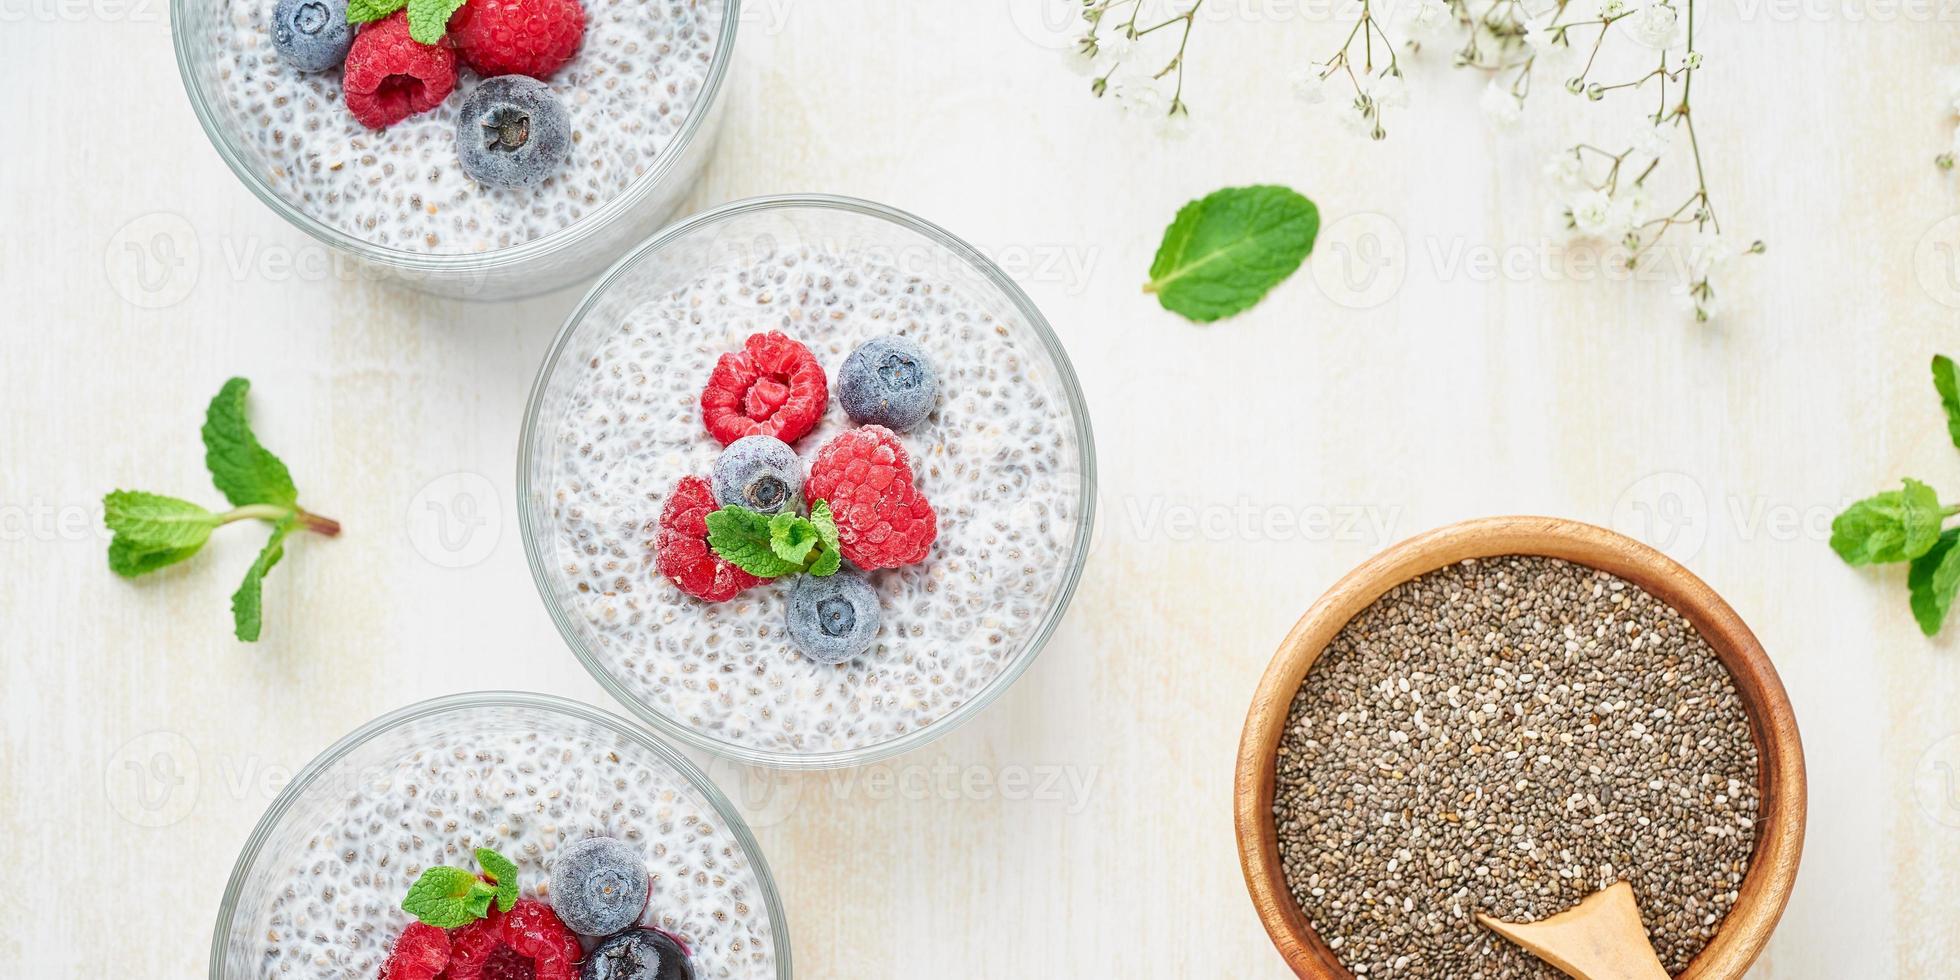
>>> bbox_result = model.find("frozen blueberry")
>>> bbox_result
[548,837,648,937]
[785,570,881,664]
[837,335,937,432]
[583,929,695,980]
[270,0,353,72]
[710,435,804,515]
[456,76,572,188]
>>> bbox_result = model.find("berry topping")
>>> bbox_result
[548,837,650,937]
[379,922,452,980]
[785,569,882,664]
[582,928,696,980]
[271,0,354,72]
[456,76,571,187]
[448,0,587,79]
[446,901,582,980]
[805,426,938,569]
[710,436,804,516]
[837,336,938,432]
[342,11,458,130]
[655,476,763,602]
[699,332,829,446]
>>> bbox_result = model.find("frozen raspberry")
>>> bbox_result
[445,901,582,980]
[342,11,458,130]
[699,332,829,446]
[805,426,938,570]
[448,0,586,79]
[378,922,451,980]
[655,476,762,602]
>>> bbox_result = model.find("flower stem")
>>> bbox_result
[217,504,342,536]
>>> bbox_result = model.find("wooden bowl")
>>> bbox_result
[1234,516,1806,979]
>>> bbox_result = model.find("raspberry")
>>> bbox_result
[445,901,582,980]
[655,476,762,602]
[378,922,451,980]
[448,0,586,79]
[805,426,938,570]
[342,11,458,130]
[699,332,829,446]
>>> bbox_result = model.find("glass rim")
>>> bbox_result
[516,193,1100,770]
[168,0,741,271]
[207,689,793,979]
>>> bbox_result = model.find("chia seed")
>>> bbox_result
[1272,556,1760,979]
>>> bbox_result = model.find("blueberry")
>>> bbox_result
[548,837,648,937]
[711,436,804,515]
[270,0,353,72]
[456,76,572,188]
[582,929,695,980]
[785,570,881,664]
[837,335,937,432]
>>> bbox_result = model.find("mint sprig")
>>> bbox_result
[1830,356,1960,634]
[706,502,843,579]
[1145,185,1320,323]
[102,378,339,642]
[348,0,465,44]
[402,847,521,927]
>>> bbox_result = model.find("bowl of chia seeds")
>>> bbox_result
[1234,516,1805,980]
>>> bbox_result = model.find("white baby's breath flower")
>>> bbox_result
[1067,36,1102,76]
[1481,82,1523,126]
[1623,0,1683,50]
[1367,72,1411,110]
[1291,66,1332,106]
[1569,190,1617,237]
[1098,29,1135,63]
[1543,151,1584,186]
[1596,0,1627,18]
[1523,18,1557,53]
[1159,104,1194,140]
[1404,0,1453,36]
[1113,75,1170,116]
[1635,124,1674,159]
[1684,230,1736,279]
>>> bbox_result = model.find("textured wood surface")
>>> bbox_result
[1,1,1957,976]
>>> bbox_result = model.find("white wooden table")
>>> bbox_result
[2,2,1954,975]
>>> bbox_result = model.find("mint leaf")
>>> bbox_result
[203,378,298,508]
[346,0,406,23]
[1145,185,1319,323]
[103,491,219,576]
[231,517,295,642]
[808,501,842,577]
[770,512,820,566]
[475,848,520,912]
[1830,478,1946,565]
[405,0,465,42]
[706,506,803,578]
[1935,355,1960,451]
[402,866,498,929]
[1910,529,1960,636]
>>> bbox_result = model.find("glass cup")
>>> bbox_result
[170,0,739,300]
[209,691,791,977]
[519,194,1099,768]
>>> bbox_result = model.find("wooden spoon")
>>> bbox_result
[1476,881,1671,980]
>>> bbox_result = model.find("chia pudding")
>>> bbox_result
[529,212,1089,759]
[1273,556,1761,979]
[198,0,724,253]
[220,699,781,978]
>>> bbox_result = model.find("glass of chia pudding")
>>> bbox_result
[210,691,789,979]
[519,195,1097,769]
[171,0,737,299]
